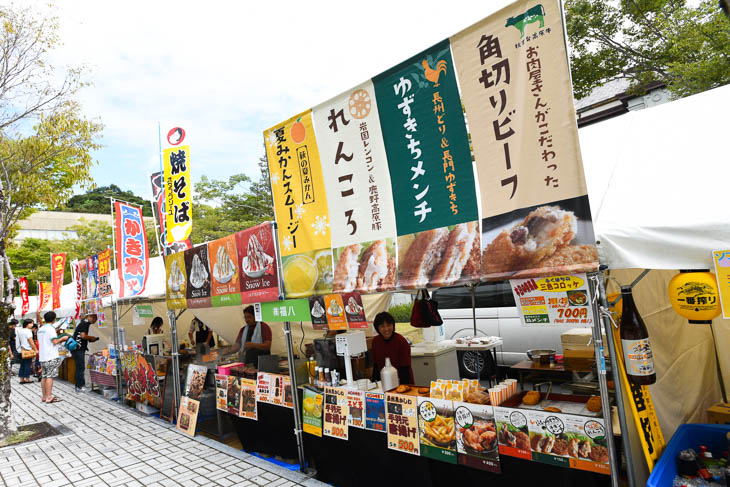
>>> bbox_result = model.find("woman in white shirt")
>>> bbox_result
[16,319,37,384]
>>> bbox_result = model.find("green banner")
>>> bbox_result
[373,38,478,236]
[211,293,242,308]
[134,305,154,318]
[259,299,311,322]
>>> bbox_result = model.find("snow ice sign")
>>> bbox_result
[115,201,148,298]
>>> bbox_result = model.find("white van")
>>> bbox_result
[432,282,584,376]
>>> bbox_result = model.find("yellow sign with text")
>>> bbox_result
[265,111,330,256]
[163,145,192,243]
[521,305,549,315]
[535,275,584,292]
[712,249,730,319]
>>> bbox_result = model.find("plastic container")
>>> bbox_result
[647,423,730,487]
[381,357,399,392]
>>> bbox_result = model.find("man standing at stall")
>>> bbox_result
[72,313,100,393]
[38,311,69,403]
[233,306,273,366]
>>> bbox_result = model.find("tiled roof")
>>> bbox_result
[574,78,632,111]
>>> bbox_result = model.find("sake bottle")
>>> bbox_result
[620,286,656,385]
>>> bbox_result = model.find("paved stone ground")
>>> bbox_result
[1,371,328,487]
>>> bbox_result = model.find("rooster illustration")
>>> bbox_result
[422,59,447,87]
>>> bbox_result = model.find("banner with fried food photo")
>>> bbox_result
[313,82,399,294]
[373,39,480,290]
[417,396,457,463]
[450,0,598,280]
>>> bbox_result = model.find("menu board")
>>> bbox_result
[282,376,293,409]
[386,393,420,456]
[177,396,200,437]
[510,274,594,326]
[309,296,329,330]
[347,390,365,429]
[454,401,501,473]
[215,374,227,411]
[271,374,284,406]
[226,376,241,416]
[323,386,348,440]
[324,294,347,330]
[365,392,386,433]
[342,292,367,329]
[256,372,272,404]
[418,397,457,463]
[494,406,532,460]
[303,388,323,437]
[240,378,257,420]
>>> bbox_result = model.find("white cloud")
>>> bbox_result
[26,0,512,198]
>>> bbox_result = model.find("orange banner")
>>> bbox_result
[51,253,66,309]
[38,282,52,314]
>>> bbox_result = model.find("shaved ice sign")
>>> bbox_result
[236,222,280,304]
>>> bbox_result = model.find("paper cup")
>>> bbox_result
[488,388,500,405]
[497,384,508,404]
[504,379,517,397]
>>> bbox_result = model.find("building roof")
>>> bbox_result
[574,78,632,111]
[18,211,113,232]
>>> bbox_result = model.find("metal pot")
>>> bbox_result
[526,349,556,365]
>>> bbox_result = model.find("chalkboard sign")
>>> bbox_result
[159,363,176,423]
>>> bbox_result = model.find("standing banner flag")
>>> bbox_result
[235,223,279,305]
[71,260,81,318]
[97,248,113,297]
[50,253,66,310]
[37,282,52,313]
[86,255,99,299]
[19,277,29,316]
[373,39,481,290]
[184,245,212,308]
[266,111,335,298]
[79,259,88,302]
[712,250,730,319]
[114,201,150,298]
[163,144,192,244]
[150,171,192,255]
[450,0,598,281]
[208,235,241,307]
[312,81,398,294]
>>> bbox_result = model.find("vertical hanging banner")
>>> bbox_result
[97,249,113,297]
[37,282,52,313]
[265,112,334,299]
[163,144,192,244]
[50,253,66,310]
[208,235,242,307]
[87,254,99,299]
[184,245,211,308]
[450,0,598,281]
[235,223,279,304]
[79,259,88,302]
[150,172,192,255]
[342,292,367,329]
[312,82,398,294]
[19,277,29,316]
[373,39,481,290]
[165,252,187,309]
[71,260,81,318]
[115,201,150,298]
[712,249,730,319]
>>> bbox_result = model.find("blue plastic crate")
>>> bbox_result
[647,423,730,487]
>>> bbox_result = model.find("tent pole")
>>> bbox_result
[595,272,636,487]
[284,321,307,472]
[167,309,182,414]
[588,272,620,487]
[112,300,123,402]
[709,322,728,403]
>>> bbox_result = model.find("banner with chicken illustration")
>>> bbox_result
[235,222,279,305]
[373,39,481,289]
[207,235,242,307]
[450,0,598,281]
[312,81,398,294]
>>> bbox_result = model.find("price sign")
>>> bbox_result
[323,386,348,440]
[454,401,501,473]
[256,372,271,404]
[386,393,420,456]
[347,389,365,429]
[365,392,386,432]
[510,273,595,327]
[418,397,457,463]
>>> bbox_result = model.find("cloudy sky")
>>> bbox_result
[32,0,513,199]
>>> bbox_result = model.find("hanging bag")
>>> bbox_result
[410,289,443,328]
[21,348,36,359]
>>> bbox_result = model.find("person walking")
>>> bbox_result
[9,319,18,374]
[16,319,37,384]
[71,313,99,392]
[38,311,68,403]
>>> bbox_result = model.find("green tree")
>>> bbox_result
[60,184,152,216]
[0,4,102,438]
[566,0,730,98]
[190,154,273,243]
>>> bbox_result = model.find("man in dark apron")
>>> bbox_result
[234,306,272,366]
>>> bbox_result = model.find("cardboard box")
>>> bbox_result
[706,402,730,424]
[563,349,596,371]
[561,328,608,356]
[135,401,159,415]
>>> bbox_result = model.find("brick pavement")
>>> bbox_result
[1,372,328,487]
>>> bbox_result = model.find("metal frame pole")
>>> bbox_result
[595,272,636,487]
[112,300,123,401]
[167,309,182,414]
[588,272,619,487]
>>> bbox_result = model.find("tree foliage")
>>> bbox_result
[566,0,730,98]
[60,184,152,216]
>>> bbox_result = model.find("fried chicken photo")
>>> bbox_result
[514,431,530,450]
[539,435,555,454]
[498,424,516,447]
[589,444,609,463]
[482,206,576,275]
[578,440,592,458]
[535,244,598,270]
[431,221,480,287]
[333,243,361,292]
[552,438,569,456]
[568,438,580,458]
[531,433,543,452]
[400,228,450,288]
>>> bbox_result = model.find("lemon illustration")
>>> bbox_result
[283,255,317,297]
[314,250,333,292]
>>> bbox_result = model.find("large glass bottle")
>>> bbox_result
[620,286,656,385]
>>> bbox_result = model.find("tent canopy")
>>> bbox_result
[581,83,730,270]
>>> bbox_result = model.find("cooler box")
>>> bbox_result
[647,423,730,487]
[217,362,244,375]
